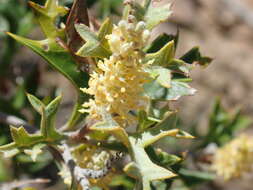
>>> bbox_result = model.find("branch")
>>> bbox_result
[60,143,124,190]
[0,112,37,133]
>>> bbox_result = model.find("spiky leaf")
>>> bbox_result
[75,18,113,58]
[144,80,196,101]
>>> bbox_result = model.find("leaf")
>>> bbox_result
[124,0,172,29]
[110,175,135,189]
[75,18,112,58]
[10,126,44,147]
[179,168,215,186]
[147,66,172,88]
[145,41,175,66]
[145,32,179,53]
[124,162,141,179]
[43,96,64,141]
[90,113,130,148]
[27,93,44,114]
[124,137,177,190]
[27,94,64,141]
[144,1,172,29]
[24,143,46,162]
[0,142,20,158]
[144,80,196,101]
[156,150,182,166]
[92,124,130,147]
[28,0,68,39]
[167,59,193,76]
[137,110,156,132]
[139,113,193,147]
[7,32,88,90]
[201,98,252,147]
[180,47,212,67]
[11,83,26,110]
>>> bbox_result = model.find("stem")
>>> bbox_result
[62,94,88,132]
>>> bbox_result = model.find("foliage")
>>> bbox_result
[0,0,251,190]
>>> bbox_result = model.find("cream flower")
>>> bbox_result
[80,15,151,127]
[212,134,253,180]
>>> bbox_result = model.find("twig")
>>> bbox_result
[0,178,50,190]
[221,0,253,29]
[60,143,124,190]
[0,112,37,133]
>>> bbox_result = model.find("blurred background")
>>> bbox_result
[0,0,253,189]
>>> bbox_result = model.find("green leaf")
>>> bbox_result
[75,18,112,58]
[145,33,179,53]
[147,66,171,88]
[202,98,252,147]
[46,95,62,117]
[0,142,20,158]
[179,168,215,186]
[137,110,156,132]
[144,1,172,29]
[7,32,88,90]
[27,94,64,141]
[145,41,175,66]
[110,175,135,189]
[10,126,44,147]
[124,138,177,190]
[124,0,172,30]
[91,123,130,147]
[138,113,193,147]
[24,143,46,162]
[180,47,212,67]
[11,83,26,110]
[43,96,64,141]
[157,151,182,166]
[28,0,68,39]
[144,80,196,101]
[27,93,44,114]
[89,112,191,190]
[167,59,193,76]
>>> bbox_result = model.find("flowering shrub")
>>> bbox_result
[1,0,252,190]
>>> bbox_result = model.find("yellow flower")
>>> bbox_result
[212,134,253,180]
[74,145,110,170]
[80,15,151,127]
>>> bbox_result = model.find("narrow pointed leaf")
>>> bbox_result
[75,22,112,58]
[7,33,88,90]
[180,46,212,67]
[10,126,44,147]
[29,0,68,39]
[90,121,130,148]
[125,137,177,190]
[24,143,46,162]
[144,80,196,101]
[144,2,172,29]
[147,66,171,88]
[145,41,175,66]
[145,32,179,53]
[0,143,20,158]
[27,93,44,114]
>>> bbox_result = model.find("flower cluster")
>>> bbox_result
[80,15,151,127]
[212,134,253,180]
[74,145,110,170]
